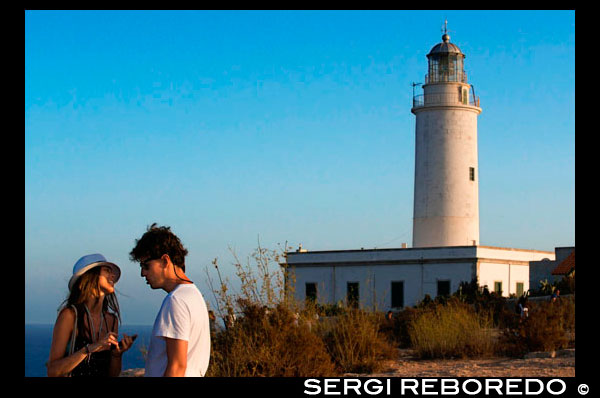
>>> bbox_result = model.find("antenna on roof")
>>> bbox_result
[441,19,452,42]
[442,19,448,35]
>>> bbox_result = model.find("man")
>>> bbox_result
[130,223,211,377]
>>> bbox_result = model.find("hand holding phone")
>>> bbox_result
[120,334,138,349]
[112,333,138,351]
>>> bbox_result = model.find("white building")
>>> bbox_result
[286,246,554,309]
[284,26,557,310]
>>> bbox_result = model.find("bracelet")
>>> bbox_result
[84,344,92,364]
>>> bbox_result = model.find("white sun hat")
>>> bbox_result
[68,253,121,291]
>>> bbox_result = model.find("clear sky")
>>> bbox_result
[25,10,575,325]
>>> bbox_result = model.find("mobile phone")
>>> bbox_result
[112,334,138,349]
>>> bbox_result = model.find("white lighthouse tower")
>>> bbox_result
[411,23,482,248]
[285,23,558,309]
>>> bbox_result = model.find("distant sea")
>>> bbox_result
[25,323,153,377]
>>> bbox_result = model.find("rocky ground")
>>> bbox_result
[120,368,145,377]
[347,349,575,378]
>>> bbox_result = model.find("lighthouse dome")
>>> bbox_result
[427,34,464,57]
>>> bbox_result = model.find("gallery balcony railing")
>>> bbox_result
[412,92,480,109]
[425,70,468,84]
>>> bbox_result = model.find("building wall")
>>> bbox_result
[528,260,560,290]
[478,262,530,296]
[476,246,555,295]
[476,246,553,263]
[371,264,424,309]
[286,246,556,310]
[421,262,473,299]
[289,260,474,310]
[291,266,335,304]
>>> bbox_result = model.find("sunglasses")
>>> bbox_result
[140,257,162,270]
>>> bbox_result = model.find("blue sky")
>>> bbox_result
[25,10,575,325]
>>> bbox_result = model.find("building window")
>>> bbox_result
[469,167,475,181]
[494,281,503,295]
[437,280,451,297]
[305,283,317,303]
[516,282,524,297]
[347,282,359,309]
[391,281,404,308]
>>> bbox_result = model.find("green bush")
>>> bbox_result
[530,274,575,297]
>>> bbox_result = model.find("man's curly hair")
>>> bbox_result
[129,223,189,271]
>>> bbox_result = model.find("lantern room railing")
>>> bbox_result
[412,92,480,109]
[425,70,468,84]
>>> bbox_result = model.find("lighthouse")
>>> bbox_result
[411,24,482,248]
[285,23,558,309]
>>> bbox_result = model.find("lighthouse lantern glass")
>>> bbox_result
[428,53,465,83]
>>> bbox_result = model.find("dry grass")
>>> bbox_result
[315,308,398,374]
[500,295,575,356]
[408,300,496,359]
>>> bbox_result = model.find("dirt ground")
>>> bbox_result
[348,349,575,378]
[121,349,575,377]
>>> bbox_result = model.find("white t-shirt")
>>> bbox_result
[145,283,211,377]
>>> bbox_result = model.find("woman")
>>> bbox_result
[47,254,136,377]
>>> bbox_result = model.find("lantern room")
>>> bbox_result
[426,32,466,84]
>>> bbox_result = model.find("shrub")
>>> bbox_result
[454,279,518,329]
[408,299,496,359]
[555,294,575,335]
[207,301,336,376]
[317,307,398,374]
[500,295,574,356]
[531,275,575,297]
[379,307,420,348]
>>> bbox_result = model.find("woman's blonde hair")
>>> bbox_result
[58,267,121,324]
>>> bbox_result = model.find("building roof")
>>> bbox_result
[284,245,554,269]
[286,244,555,256]
[551,250,575,275]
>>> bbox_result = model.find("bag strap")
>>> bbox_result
[45,306,79,377]
[65,305,79,377]
[68,305,78,356]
